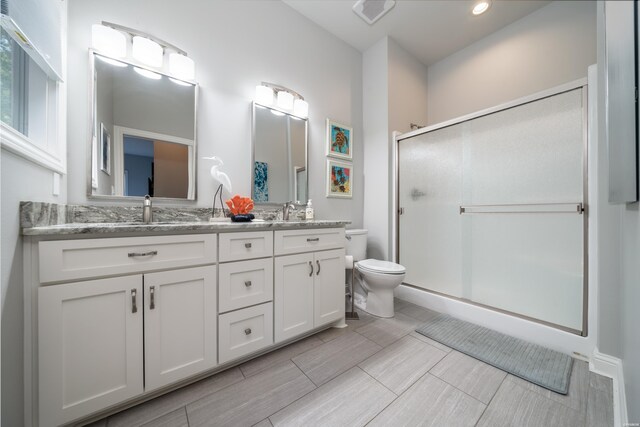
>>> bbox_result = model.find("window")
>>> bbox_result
[0,11,66,173]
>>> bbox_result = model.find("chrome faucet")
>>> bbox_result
[143,195,153,223]
[283,202,296,221]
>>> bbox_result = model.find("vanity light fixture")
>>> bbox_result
[254,82,308,118]
[277,91,294,110]
[472,0,491,15]
[91,24,126,58]
[255,85,274,106]
[132,36,163,67]
[91,22,196,84]
[169,53,195,80]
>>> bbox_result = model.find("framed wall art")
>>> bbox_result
[326,158,352,198]
[326,119,352,160]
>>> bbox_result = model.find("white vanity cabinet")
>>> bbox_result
[34,235,218,427]
[38,275,144,427]
[25,224,346,427]
[274,229,346,343]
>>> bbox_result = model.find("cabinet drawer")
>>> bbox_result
[219,258,273,313]
[39,234,217,283]
[218,302,273,364]
[219,231,273,262]
[274,228,345,255]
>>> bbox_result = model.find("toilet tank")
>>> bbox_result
[345,229,367,261]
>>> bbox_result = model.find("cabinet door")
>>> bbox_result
[144,265,217,392]
[39,276,143,427]
[274,253,314,343]
[314,248,346,327]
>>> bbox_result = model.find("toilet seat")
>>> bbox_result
[356,259,406,275]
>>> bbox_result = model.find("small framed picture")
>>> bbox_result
[100,123,111,175]
[326,119,352,160]
[326,159,352,198]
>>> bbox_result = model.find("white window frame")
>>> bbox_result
[0,9,67,175]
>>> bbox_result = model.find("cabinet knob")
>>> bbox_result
[244,242,252,249]
[244,280,252,287]
[244,328,252,335]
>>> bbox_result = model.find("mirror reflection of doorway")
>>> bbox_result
[123,135,189,198]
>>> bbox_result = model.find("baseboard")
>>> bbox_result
[591,348,628,427]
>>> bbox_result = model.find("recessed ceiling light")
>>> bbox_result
[472,0,491,16]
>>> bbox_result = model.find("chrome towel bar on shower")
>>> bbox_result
[459,202,584,215]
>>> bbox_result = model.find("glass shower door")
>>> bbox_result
[398,88,586,333]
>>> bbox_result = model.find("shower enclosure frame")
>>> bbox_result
[392,78,589,336]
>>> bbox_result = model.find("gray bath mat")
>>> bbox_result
[415,314,573,394]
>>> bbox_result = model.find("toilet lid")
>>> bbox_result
[356,259,406,274]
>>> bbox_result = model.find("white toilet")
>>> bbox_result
[345,229,406,318]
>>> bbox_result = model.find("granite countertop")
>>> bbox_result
[22,219,351,236]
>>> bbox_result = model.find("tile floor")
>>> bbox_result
[87,300,613,427]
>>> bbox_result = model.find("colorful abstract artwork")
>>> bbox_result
[326,119,353,160]
[326,159,352,198]
[254,161,268,202]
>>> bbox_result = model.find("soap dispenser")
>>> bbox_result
[305,199,314,220]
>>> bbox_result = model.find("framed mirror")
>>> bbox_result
[252,102,308,204]
[88,51,198,200]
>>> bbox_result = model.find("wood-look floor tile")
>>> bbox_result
[430,350,506,404]
[586,372,613,427]
[477,378,585,427]
[505,358,589,413]
[368,373,486,427]
[269,367,396,427]
[107,367,244,427]
[140,408,188,427]
[186,361,315,427]
[359,335,447,394]
[355,312,420,347]
[292,331,381,386]
[396,302,441,323]
[82,419,107,427]
[409,330,452,353]
[239,335,324,378]
[252,419,273,427]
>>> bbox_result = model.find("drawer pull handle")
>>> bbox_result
[245,280,252,287]
[150,286,156,310]
[128,250,158,258]
[309,261,314,277]
[307,238,320,242]
[131,289,138,314]
[245,243,252,249]
[316,260,321,275]
[244,328,252,335]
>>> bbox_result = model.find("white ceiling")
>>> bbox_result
[282,0,551,67]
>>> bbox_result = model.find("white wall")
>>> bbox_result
[67,0,364,227]
[362,37,430,261]
[1,151,66,427]
[362,37,390,260]
[426,1,596,125]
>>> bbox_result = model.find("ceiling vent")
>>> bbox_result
[353,0,396,25]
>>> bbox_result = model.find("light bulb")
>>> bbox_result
[92,24,126,58]
[277,90,294,110]
[293,99,309,118]
[472,0,491,15]
[169,53,195,80]
[255,85,274,106]
[132,36,163,67]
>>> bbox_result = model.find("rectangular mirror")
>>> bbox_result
[88,52,197,200]
[252,102,308,204]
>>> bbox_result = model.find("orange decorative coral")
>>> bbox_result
[225,195,254,215]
